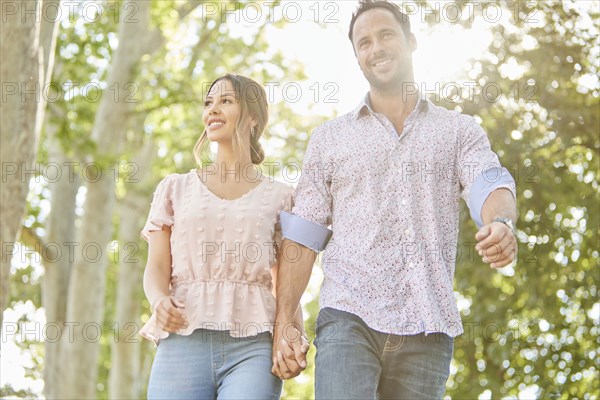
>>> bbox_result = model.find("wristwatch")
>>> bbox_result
[493,217,517,237]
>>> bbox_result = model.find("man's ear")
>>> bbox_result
[409,33,417,52]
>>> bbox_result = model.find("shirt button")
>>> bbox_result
[216,226,224,232]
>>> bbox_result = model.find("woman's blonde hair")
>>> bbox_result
[193,74,267,166]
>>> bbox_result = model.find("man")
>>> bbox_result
[271,1,518,398]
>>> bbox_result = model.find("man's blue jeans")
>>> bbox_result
[147,329,282,399]
[314,307,454,400]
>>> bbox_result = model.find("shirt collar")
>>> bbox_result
[352,90,429,120]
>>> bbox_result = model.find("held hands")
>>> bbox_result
[153,296,188,333]
[475,221,517,269]
[271,321,310,380]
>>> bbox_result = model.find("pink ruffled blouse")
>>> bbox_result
[139,169,294,345]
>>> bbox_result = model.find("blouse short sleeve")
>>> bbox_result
[141,175,175,242]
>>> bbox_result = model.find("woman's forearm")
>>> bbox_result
[143,230,173,311]
[143,264,172,311]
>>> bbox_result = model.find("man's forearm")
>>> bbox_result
[275,239,317,322]
[481,188,517,225]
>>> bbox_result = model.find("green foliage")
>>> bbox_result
[438,2,599,398]
[0,385,38,399]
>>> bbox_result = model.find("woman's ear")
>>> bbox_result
[249,119,258,136]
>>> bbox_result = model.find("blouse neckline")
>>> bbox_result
[192,169,267,202]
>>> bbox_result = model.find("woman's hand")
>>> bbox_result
[271,321,310,380]
[153,296,188,333]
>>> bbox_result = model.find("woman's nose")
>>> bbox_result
[208,103,220,114]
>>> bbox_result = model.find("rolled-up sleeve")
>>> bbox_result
[283,127,333,252]
[458,117,516,227]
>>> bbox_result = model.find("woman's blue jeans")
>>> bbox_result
[147,329,282,400]
[314,307,454,400]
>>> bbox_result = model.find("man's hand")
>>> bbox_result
[271,320,309,380]
[475,221,517,269]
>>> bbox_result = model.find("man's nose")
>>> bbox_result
[372,39,385,57]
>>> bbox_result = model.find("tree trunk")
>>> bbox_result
[0,0,59,329]
[58,2,160,397]
[109,139,155,399]
[42,103,79,398]
[37,2,69,396]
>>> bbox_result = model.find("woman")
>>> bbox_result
[140,74,305,399]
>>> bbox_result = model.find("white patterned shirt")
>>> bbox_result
[288,94,516,337]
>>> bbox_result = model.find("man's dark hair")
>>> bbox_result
[348,0,411,44]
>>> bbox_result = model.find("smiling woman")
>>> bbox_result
[139,74,306,399]
[197,74,267,168]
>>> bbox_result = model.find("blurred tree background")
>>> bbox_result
[0,0,598,399]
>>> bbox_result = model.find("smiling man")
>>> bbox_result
[272,1,518,398]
